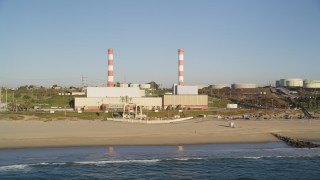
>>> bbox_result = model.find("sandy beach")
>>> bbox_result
[0,118,320,149]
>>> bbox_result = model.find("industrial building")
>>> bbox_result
[86,87,144,98]
[162,95,208,110]
[75,97,162,111]
[172,84,198,95]
[74,48,208,112]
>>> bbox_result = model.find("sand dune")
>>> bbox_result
[0,118,319,149]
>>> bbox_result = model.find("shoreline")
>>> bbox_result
[1,118,320,149]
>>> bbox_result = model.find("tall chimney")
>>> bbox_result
[107,48,114,87]
[178,48,184,86]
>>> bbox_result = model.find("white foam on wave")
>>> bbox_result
[75,159,160,165]
[168,157,207,161]
[35,162,66,166]
[242,155,320,160]
[243,156,265,159]
[0,162,69,171]
[0,164,30,171]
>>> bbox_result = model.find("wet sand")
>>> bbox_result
[0,118,319,149]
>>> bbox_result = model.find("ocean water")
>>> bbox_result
[1,142,320,179]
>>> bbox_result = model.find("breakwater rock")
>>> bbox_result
[271,133,320,148]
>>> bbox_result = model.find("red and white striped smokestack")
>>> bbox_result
[107,48,114,87]
[178,48,184,86]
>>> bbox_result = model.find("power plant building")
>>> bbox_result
[86,87,143,98]
[162,95,208,110]
[74,48,208,112]
[173,84,198,95]
[75,97,162,111]
[140,84,151,89]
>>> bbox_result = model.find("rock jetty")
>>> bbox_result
[271,133,320,148]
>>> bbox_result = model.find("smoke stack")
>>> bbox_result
[107,48,114,87]
[178,48,184,86]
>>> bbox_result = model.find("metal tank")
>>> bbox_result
[210,84,229,89]
[279,79,286,87]
[285,78,303,87]
[303,80,320,88]
[231,83,256,89]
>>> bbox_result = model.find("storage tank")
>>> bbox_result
[279,79,286,87]
[231,83,256,89]
[210,84,229,89]
[285,78,303,87]
[303,80,320,88]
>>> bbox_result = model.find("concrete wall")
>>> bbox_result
[87,87,141,98]
[132,97,162,107]
[163,95,208,110]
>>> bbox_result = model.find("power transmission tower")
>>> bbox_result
[82,76,88,92]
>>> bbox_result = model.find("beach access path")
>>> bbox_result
[0,118,319,149]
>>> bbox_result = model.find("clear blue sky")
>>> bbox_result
[1,0,320,88]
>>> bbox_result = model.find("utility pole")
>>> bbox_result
[12,91,15,112]
[0,87,2,109]
[6,88,7,110]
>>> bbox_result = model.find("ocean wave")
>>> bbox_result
[0,164,30,171]
[165,157,208,161]
[74,159,160,165]
[1,155,319,171]
[241,155,320,160]
[242,156,265,159]
[0,162,67,171]
[0,159,160,171]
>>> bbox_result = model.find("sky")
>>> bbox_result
[1,0,320,88]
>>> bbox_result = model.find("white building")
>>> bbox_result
[75,97,162,111]
[172,84,198,95]
[87,87,143,98]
